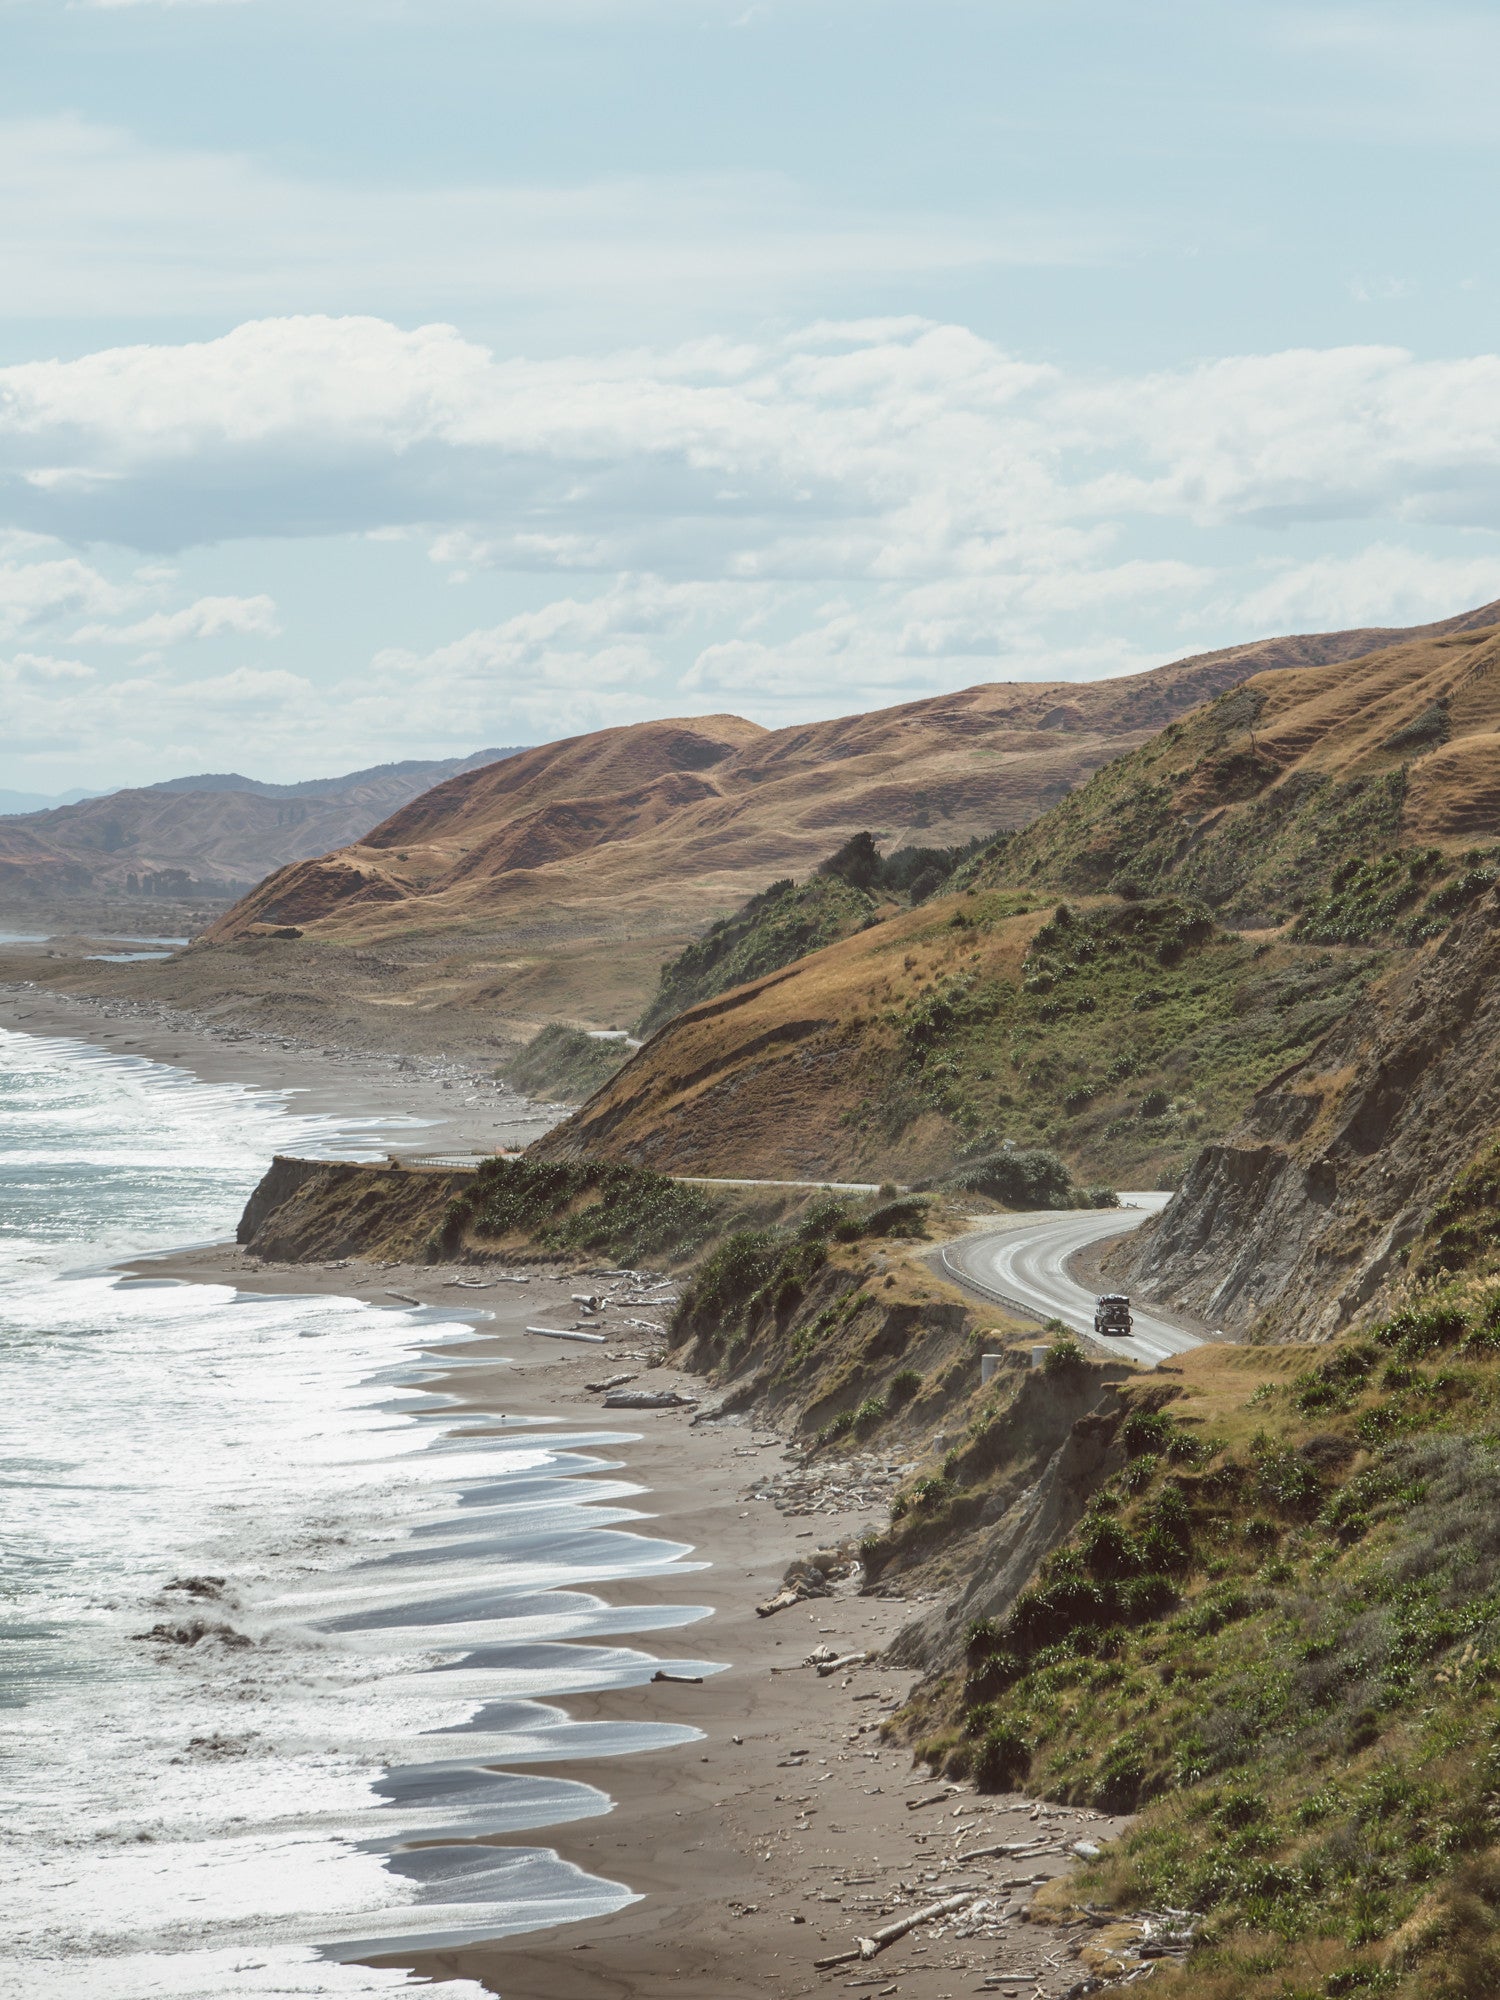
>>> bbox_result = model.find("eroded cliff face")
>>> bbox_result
[1123,888,1500,1340]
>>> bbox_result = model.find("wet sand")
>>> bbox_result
[5,986,1122,2000]
[141,1241,1125,2000]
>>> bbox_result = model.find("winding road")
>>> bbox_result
[939,1194,1207,1367]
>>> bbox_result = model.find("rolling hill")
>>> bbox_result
[536,619,1500,1192]
[0,750,522,902]
[199,602,1500,1036]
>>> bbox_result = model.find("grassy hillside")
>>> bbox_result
[966,626,1500,941]
[549,630,1500,1186]
[638,868,881,1035]
[893,1282,1500,1998]
[637,830,983,1033]
[542,887,1383,1190]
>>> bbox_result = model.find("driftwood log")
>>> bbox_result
[813,1891,976,1969]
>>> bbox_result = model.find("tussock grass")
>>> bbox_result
[899,1285,1500,1996]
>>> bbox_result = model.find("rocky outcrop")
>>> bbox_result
[1123,887,1500,1339]
[885,1361,1135,1670]
[237,1157,470,1263]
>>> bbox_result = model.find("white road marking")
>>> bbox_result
[940,1194,1204,1366]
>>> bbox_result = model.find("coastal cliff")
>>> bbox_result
[1121,884,1500,1339]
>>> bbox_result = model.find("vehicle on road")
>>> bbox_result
[1094,1293,1133,1336]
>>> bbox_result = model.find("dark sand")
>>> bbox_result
[141,1239,1126,2000]
[8,991,1123,2000]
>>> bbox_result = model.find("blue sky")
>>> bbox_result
[3,0,1500,790]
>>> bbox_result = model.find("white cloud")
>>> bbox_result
[10,315,1500,579]
[1218,545,1500,633]
[8,313,1500,770]
[74,593,281,646]
[0,552,135,638]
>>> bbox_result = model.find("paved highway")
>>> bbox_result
[939,1194,1206,1367]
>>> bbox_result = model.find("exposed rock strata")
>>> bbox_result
[1123,888,1500,1339]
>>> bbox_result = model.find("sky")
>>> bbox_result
[4,0,1500,792]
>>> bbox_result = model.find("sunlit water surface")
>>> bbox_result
[0,1030,714,1998]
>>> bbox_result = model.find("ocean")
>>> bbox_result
[0,1028,715,1998]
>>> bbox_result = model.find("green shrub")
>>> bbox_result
[1043,1336,1086,1374]
[887,1367,923,1408]
[941,1147,1078,1209]
[501,1023,631,1104]
[973,1720,1031,1791]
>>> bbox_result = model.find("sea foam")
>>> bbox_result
[0,1030,714,1998]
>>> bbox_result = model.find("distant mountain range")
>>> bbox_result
[0,750,526,900]
[0,786,102,814]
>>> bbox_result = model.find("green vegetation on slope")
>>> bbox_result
[638,829,983,1033]
[439,1154,721,1265]
[898,1290,1500,1998]
[501,1022,632,1103]
[961,685,1495,942]
[851,895,1380,1187]
[671,1187,1007,1443]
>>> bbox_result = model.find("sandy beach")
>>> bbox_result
[0,990,1123,1999]
[138,1237,1125,2000]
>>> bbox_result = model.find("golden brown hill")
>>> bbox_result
[538,619,1500,1187]
[203,601,1500,1039]
[534,889,1384,1188]
[977,621,1500,929]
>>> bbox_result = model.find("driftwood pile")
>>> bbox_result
[745,1451,915,1519]
[755,1540,864,1617]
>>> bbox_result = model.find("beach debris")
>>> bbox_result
[813,1890,978,1969]
[958,1840,1056,1864]
[650,1669,703,1684]
[756,1584,804,1618]
[746,1452,911,1518]
[816,1650,871,1678]
[526,1325,608,1344]
[1072,1839,1107,1860]
[1065,1907,1199,1979]
[584,1373,637,1392]
[442,1278,494,1289]
[384,1290,422,1306]
[905,1790,950,1812]
[572,1292,606,1312]
[603,1388,698,1408]
[755,1542,862,1617]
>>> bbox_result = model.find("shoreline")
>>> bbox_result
[9,1008,1119,1999]
[0,980,567,1159]
[142,1238,1125,2000]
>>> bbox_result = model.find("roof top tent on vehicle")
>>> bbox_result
[1094,1293,1133,1336]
